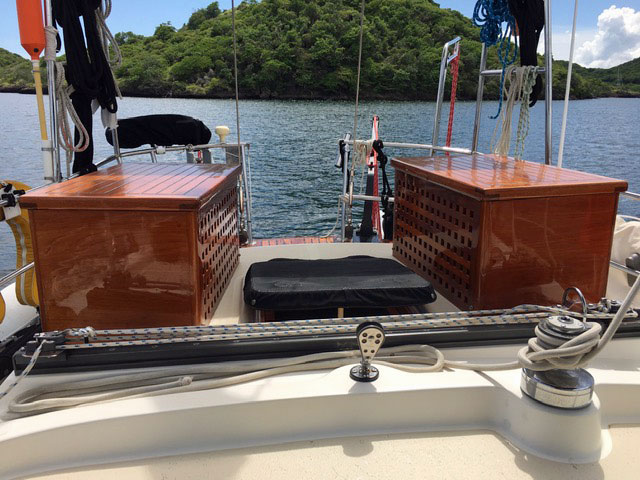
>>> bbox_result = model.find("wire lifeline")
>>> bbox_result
[557,0,579,168]
[349,0,366,212]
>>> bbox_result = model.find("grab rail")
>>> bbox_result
[0,262,34,290]
[95,142,251,170]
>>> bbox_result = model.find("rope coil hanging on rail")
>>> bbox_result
[491,65,538,158]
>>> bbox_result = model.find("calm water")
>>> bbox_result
[1,93,639,275]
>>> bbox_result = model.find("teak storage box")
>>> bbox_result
[391,154,627,310]
[21,163,241,331]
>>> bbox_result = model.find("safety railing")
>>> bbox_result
[0,262,34,291]
[432,36,461,154]
[94,142,254,245]
[1,141,255,292]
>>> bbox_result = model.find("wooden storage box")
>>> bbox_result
[391,154,627,310]
[21,163,241,331]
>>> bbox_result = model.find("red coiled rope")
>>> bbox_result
[446,46,460,147]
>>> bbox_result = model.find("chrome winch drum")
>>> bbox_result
[521,315,595,409]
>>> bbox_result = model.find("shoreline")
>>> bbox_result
[2,86,639,101]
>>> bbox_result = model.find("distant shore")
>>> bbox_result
[2,86,639,101]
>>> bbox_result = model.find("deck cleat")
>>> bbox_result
[521,314,595,409]
[350,321,385,382]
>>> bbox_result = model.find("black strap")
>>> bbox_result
[372,140,392,208]
[372,140,394,239]
[53,0,119,173]
[507,0,545,107]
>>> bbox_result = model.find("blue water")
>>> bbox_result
[1,93,639,275]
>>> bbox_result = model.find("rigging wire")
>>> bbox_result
[349,0,367,213]
[231,0,243,171]
[557,0,579,168]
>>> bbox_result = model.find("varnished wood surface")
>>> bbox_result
[474,193,619,308]
[247,237,337,247]
[27,164,241,330]
[393,159,622,310]
[31,209,198,331]
[391,154,628,200]
[21,163,241,211]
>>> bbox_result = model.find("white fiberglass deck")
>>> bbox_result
[1,337,640,478]
[1,242,640,479]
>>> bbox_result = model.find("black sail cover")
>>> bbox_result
[244,256,437,310]
[508,0,545,106]
[105,115,212,149]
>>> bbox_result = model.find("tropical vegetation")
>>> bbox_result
[1,0,639,100]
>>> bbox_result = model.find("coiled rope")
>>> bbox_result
[473,0,518,118]
[491,65,537,158]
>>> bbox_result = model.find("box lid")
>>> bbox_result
[21,163,241,211]
[391,154,627,200]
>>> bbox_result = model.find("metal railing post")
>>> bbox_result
[241,144,253,244]
[544,0,553,165]
[44,0,61,182]
[431,37,461,155]
[472,43,488,153]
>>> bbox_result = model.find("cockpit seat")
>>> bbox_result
[243,255,436,315]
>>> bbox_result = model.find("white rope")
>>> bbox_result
[53,62,90,153]
[513,67,536,160]
[353,139,374,166]
[96,0,122,70]
[492,66,537,157]
[557,0,579,168]
[43,25,58,62]
[321,196,342,238]
[0,342,44,401]
[5,275,640,418]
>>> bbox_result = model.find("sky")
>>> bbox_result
[2,1,640,69]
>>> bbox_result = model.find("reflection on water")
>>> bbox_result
[1,93,639,274]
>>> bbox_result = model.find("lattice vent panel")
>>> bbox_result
[393,170,481,309]
[198,184,239,321]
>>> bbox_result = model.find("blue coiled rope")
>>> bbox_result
[473,0,519,118]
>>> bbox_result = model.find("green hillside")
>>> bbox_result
[0,48,35,91]
[1,0,639,100]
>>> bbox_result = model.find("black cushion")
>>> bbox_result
[244,255,436,310]
[105,114,211,148]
